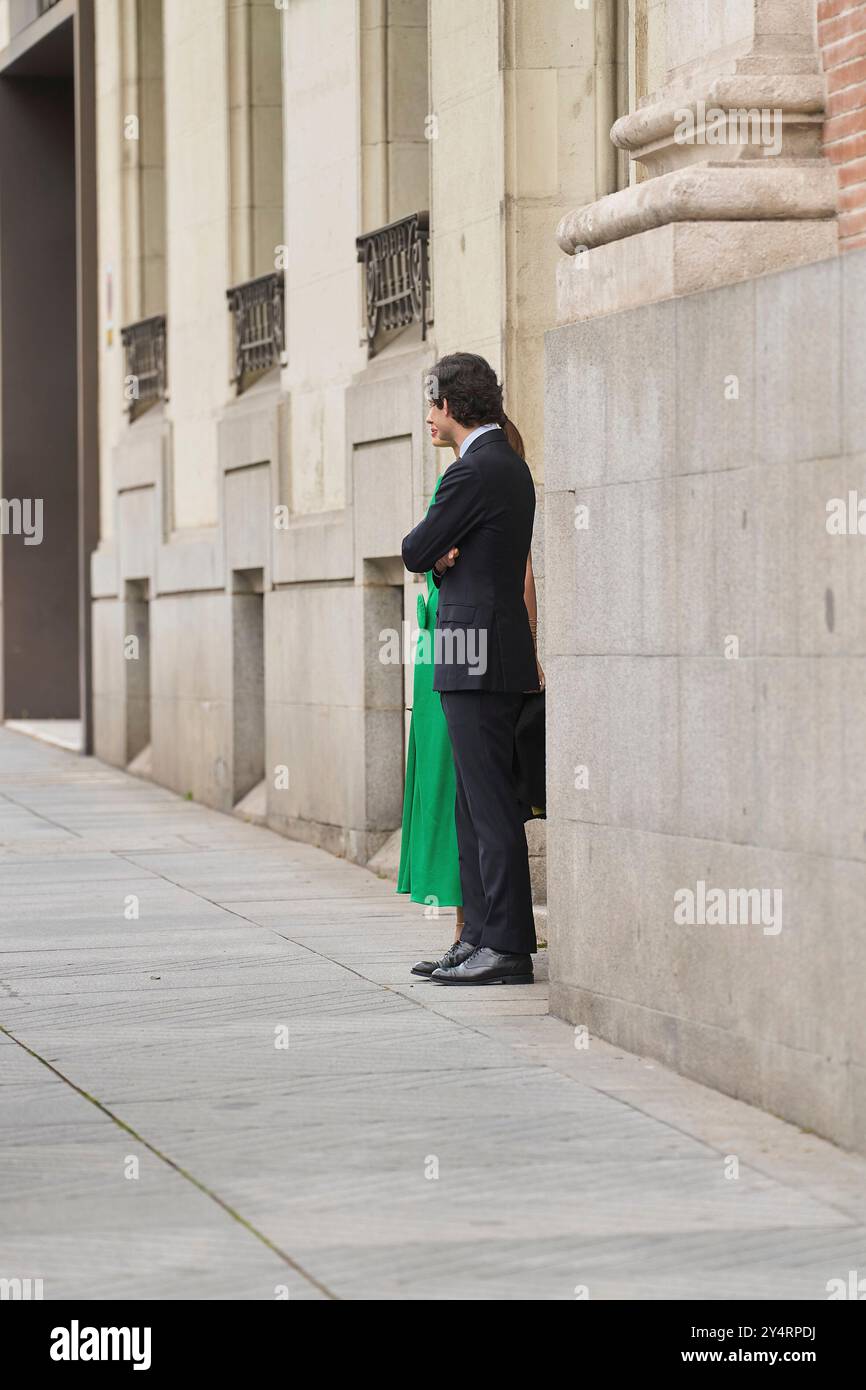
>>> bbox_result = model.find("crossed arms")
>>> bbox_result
[401,458,486,581]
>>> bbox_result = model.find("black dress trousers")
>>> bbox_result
[440,689,537,956]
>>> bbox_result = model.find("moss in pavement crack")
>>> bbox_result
[0,1023,338,1301]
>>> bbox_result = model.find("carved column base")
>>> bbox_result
[555,17,839,324]
[556,217,839,325]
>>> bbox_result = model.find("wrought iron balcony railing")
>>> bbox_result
[121,315,167,422]
[226,271,285,394]
[356,211,431,358]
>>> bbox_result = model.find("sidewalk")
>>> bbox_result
[1,725,865,1301]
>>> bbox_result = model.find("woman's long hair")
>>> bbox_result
[503,416,526,460]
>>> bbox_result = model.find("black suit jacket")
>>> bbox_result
[401,427,538,692]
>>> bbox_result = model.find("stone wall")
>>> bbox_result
[544,247,866,1154]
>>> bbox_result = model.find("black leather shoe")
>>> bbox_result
[430,946,533,986]
[411,938,478,978]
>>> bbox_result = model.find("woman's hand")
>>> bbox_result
[535,654,546,691]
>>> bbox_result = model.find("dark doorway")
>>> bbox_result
[231,569,265,806]
[0,3,97,743]
[0,63,78,717]
[124,579,150,766]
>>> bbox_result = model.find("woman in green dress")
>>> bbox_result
[397,418,543,944]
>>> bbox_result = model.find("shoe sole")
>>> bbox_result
[429,975,534,986]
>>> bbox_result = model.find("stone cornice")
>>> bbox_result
[556,163,838,254]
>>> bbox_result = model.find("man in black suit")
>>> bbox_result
[401,353,538,985]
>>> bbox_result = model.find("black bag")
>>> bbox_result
[513,690,546,821]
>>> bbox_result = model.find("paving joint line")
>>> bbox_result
[0,1022,339,1301]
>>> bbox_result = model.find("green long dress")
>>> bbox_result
[397,473,462,908]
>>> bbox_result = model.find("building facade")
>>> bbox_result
[1,0,865,1153]
[87,0,602,904]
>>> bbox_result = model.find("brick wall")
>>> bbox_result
[820,0,866,249]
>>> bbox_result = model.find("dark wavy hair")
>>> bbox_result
[426,353,505,428]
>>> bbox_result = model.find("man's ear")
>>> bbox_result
[441,397,451,419]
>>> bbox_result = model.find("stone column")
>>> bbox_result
[556,0,840,322]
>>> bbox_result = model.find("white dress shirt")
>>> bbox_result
[459,422,501,458]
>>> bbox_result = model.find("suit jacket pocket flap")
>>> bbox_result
[439,603,476,623]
